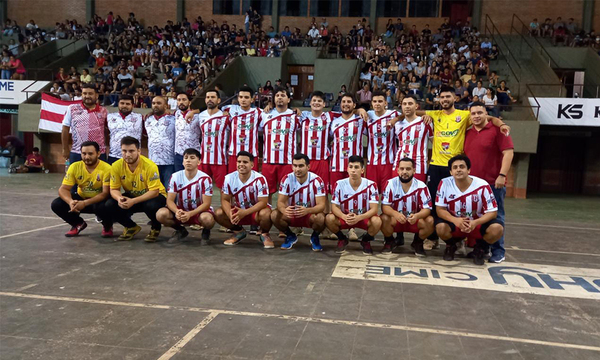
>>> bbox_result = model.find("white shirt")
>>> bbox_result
[382,178,432,215]
[278,172,326,208]
[436,176,498,220]
[222,170,269,209]
[174,110,201,156]
[331,178,379,215]
[145,114,176,165]
[168,170,213,212]
[107,112,143,158]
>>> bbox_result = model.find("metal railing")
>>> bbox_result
[510,14,560,68]
[527,83,600,98]
[484,14,522,98]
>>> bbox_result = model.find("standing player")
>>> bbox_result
[214,151,274,248]
[259,87,298,199]
[106,94,143,164]
[156,148,215,244]
[174,92,201,172]
[435,155,504,265]
[224,86,261,172]
[380,157,434,256]
[144,95,176,188]
[326,155,382,255]
[198,89,230,189]
[365,91,398,192]
[271,153,327,251]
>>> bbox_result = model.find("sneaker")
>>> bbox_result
[411,239,426,257]
[293,227,305,236]
[423,239,439,251]
[348,228,358,241]
[201,228,211,242]
[443,242,457,261]
[381,240,394,254]
[101,227,113,238]
[95,216,102,224]
[336,239,349,254]
[65,221,87,237]
[249,225,259,235]
[260,233,275,249]
[395,233,405,246]
[218,225,229,233]
[456,239,468,256]
[361,241,373,255]
[190,224,203,231]
[489,253,506,263]
[310,233,323,252]
[278,231,286,238]
[224,230,247,246]
[145,229,161,242]
[117,225,141,241]
[167,227,189,244]
[472,245,486,266]
[281,234,298,250]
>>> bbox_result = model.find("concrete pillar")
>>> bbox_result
[176,0,185,23]
[582,0,594,32]
[471,0,482,30]
[86,0,95,24]
[0,0,7,25]
[512,153,530,199]
[369,0,377,32]
[272,0,280,32]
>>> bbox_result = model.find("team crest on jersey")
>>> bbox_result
[376,145,384,153]
[310,138,319,146]
[449,194,455,199]
[249,187,255,193]
[96,174,101,182]
[140,174,144,182]
[442,142,450,151]
[274,141,282,149]
[342,149,349,157]
[456,116,462,123]
[343,194,349,199]
[121,175,126,180]
[472,195,480,203]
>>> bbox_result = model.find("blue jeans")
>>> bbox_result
[174,153,184,172]
[1,69,11,79]
[491,186,506,257]
[157,164,175,189]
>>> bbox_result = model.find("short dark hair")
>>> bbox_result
[293,153,310,165]
[237,150,254,162]
[348,155,364,167]
[402,94,419,104]
[397,157,415,167]
[238,85,254,96]
[176,92,191,100]
[32,147,40,152]
[81,83,97,92]
[371,90,387,100]
[439,85,455,95]
[81,141,100,152]
[206,89,220,99]
[120,136,140,149]
[119,94,134,103]
[274,86,290,98]
[183,148,201,158]
[311,90,326,102]
[448,154,471,169]
[469,101,486,109]
[341,93,356,103]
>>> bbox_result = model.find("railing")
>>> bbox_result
[484,14,522,98]
[31,39,80,68]
[510,14,559,68]
[527,83,600,98]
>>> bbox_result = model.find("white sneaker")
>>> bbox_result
[292,227,305,236]
[348,228,358,241]
[455,239,468,256]
[321,228,338,240]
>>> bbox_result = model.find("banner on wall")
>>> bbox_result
[529,97,600,127]
[0,80,49,105]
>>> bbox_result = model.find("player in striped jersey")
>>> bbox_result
[259,87,298,196]
[326,155,382,255]
[380,157,434,256]
[271,153,327,251]
[393,95,432,182]
[365,91,398,192]
[215,151,274,249]
[156,148,215,244]
[198,90,230,189]
[224,86,261,173]
[435,155,503,265]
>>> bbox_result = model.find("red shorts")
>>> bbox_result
[339,218,370,231]
[228,155,259,174]
[288,214,311,228]
[238,211,260,226]
[330,171,348,193]
[366,164,394,192]
[199,163,228,189]
[262,163,292,194]
[310,159,330,192]
[393,222,420,234]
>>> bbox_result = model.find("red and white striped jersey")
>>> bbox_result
[435,176,498,220]
[174,109,201,155]
[382,177,432,216]
[198,110,230,165]
[330,115,366,172]
[394,117,433,174]
[299,111,332,160]
[278,171,326,208]
[222,170,269,209]
[332,178,379,215]
[366,110,398,165]
[168,169,213,212]
[107,112,143,159]
[225,105,261,157]
[259,109,299,164]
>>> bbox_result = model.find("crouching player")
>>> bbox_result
[271,153,326,251]
[380,157,434,256]
[435,155,504,265]
[156,148,215,244]
[325,155,382,255]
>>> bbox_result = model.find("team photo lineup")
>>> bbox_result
[54,82,514,265]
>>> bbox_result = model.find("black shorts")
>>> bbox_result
[26,166,42,173]
[435,218,503,238]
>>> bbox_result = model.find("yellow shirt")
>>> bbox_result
[110,155,167,197]
[62,160,111,199]
[426,109,471,167]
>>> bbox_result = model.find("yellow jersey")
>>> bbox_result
[62,160,111,199]
[110,155,167,197]
[426,109,471,167]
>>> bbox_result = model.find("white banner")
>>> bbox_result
[529,97,600,127]
[0,80,50,105]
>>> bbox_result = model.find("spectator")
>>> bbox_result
[356,83,372,110]
[472,80,487,98]
[80,69,92,84]
[1,50,11,79]
[497,80,517,107]
[530,18,540,37]
[10,147,45,173]
[482,88,500,117]
[2,135,25,165]
[8,55,25,80]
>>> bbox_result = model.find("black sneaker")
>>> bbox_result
[395,232,405,246]
[249,225,259,235]
[411,239,426,257]
[443,242,457,261]
[335,239,349,254]
[361,241,373,255]
[201,228,211,243]
[473,241,489,266]
[167,227,189,244]
[381,240,394,254]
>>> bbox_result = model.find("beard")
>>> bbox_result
[400,174,414,183]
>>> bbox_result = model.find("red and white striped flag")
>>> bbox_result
[38,93,80,133]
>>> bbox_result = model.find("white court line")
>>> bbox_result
[0,213,59,220]
[0,191,56,197]
[509,247,600,257]
[1,291,599,353]
[506,222,600,232]
[0,217,94,239]
[14,284,38,292]
[156,312,219,360]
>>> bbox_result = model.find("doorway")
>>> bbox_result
[288,65,314,101]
